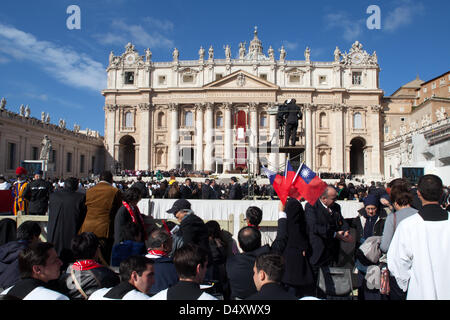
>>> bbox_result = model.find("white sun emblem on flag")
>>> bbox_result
[301,168,310,178]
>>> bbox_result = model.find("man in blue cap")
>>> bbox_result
[23,169,53,215]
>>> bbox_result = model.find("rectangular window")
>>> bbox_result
[51,150,57,164]
[183,74,194,83]
[423,87,427,93]
[124,72,135,84]
[80,154,85,173]
[215,136,223,141]
[66,152,72,173]
[158,75,166,85]
[432,82,436,89]
[215,73,223,80]
[91,156,96,172]
[259,74,267,81]
[319,75,327,85]
[352,72,362,85]
[7,142,16,170]
[32,147,39,160]
[289,75,300,83]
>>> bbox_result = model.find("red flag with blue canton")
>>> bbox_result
[261,166,289,204]
[291,163,328,205]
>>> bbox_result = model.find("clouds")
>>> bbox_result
[324,11,365,41]
[0,23,106,92]
[384,2,425,32]
[94,17,175,49]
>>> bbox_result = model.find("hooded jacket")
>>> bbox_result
[0,240,28,289]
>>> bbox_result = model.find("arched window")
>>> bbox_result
[156,149,164,165]
[353,112,362,129]
[184,111,193,127]
[319,112,327,129]
[124,111,133,128]
[157,112,165,128]
[319,151,327,167]
[260,112,267,127]
[216,111,223,128]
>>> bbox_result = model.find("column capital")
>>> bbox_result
[222,102,233,111]
[370,104,382,113]
[249,102,259,112]
[104,104,118,112]
[305,103,317,112]
[168,103,178,111]
[138,103,152,111]
[195,103,205,111]
[205,102,214,111]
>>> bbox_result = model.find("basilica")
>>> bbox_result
[102,29,384,179]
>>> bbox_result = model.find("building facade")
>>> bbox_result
[103,30,384,178]
[383,71,450,184]
[0,100,105,179]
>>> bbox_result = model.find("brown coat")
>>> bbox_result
[79,182,122,239]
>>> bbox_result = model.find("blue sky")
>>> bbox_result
[0,0,449,133]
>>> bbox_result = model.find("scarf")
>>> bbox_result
[122,201,148,240]
[147,249,168,257]
[72,259,103,271]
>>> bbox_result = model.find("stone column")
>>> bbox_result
[195,103,204,171]
[204,103,214,171]
[333,104,346,173]
[305,104,313,167]
[249,103,258,174]
[268,103,279,171]
[223,103,233,172]
[345,145,351,174]
[138,103,152,170]
[104,104,118,170]
[370,105,382,177]
[169,103,179,170]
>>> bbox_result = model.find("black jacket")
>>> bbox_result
[229,183,243,200]
[131,181,149,198]
[305,200,349,268]
[179,213,212,262]
[47,190,87,260]
[24,179,52,214]
[179,184,193,199]
[246,282,298,300]
[282,198,314,287]
[149,256,179,295]
[284,102,302,124]
[0,240,28,289]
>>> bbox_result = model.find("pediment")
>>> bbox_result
[203,70,279,90]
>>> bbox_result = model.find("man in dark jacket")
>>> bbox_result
[23,170,53,215]
[283,99,302,147]
[0,221,41,290]
[131,175,149,199]
[305,186,352,279]
[47,177,87,267]
[229,177,243,200]
[226,206,288,299]
[246,252,297,300]
[179,178,194,199]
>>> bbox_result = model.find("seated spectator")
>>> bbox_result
[226,206,288,300]
[1,242,69,300]
[59,232,120,300]
[114,187,147,246]
[0,221,41,290]
[245,206,271,246]
[89,255,154,300]
[167,181,181,199]
[0,175,11,190]
[246,252,297,300]
[145,228,178,295]
[150,244,217,300]
[205,220,229,297]
[111,223,146,268]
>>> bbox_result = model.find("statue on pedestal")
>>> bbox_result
[0,97,6,110]
[198,46,205,60]
[40,135,52,161]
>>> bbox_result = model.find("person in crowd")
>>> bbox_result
[336,181,349,200]
[281,198,315,298]
[89,255,154,300]
[226,203,288,300]
[205,220,229,298]
[246,252,297,300]
[180,178,195,199]
[1,242,68,300]
[12,167,29,215]
[111,223,146,269]
[47,177,87,268]
[201,179,212,199]
[165,199,212,263]
[244,206,271,246]
[304,186,353,293]
[23,170,52,215]
[229,177,243,200]
[210,179,221,199]
[59,232,120,300]
[113,187,146,246]
[388,174,450,300]
[350,193,386,300]
[167,181,181,199]
[0,221,41,290]
[150,243,217,300]
[347,183,357,200]
[131,174,149,199]
[145,228,178,296]
[0,175,11,190]
[79,171,122,265]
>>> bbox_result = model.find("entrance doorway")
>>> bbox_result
[350,137,365,175]
[119,135,136,170]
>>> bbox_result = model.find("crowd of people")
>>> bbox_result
[0,165,449,300]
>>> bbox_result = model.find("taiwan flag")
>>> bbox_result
[291,163,328,205]
[261,166,290,205]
